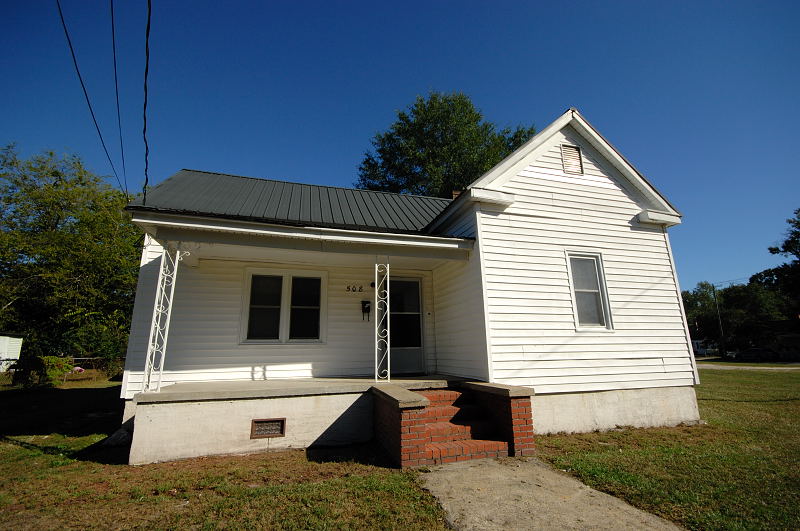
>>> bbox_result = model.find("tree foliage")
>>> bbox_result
[683,207,800,360]
[768,207,800,260]
[355,92,536,198]
[0,146,141,381]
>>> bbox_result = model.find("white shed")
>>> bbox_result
[0,335,23,372]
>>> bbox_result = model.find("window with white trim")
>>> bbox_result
[244,270,325,342]
[567,253,612,329]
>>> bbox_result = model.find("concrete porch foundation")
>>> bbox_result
[127,376,459,465]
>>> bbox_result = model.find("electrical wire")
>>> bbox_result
[55,0,124,192]
[142,0,152,205]
[110,0,128,197]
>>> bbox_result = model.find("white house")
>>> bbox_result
[121,109,700,466]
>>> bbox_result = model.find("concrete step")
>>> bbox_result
[415,389,465,407]
[424,439,509,464]
[424,421,497,443]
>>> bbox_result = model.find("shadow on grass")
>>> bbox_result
[0,384,129,464]
[306,441,395,468]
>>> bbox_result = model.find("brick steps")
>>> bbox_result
[409,404,482,423]
[373,384,534,468]
[416,389,464,407]
[424,420,496,442]
[426,439,508,463]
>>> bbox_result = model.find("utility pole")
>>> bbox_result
[710,284,725,357]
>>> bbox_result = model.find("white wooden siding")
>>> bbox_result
[121,250,437,399]
[480,126,694,394]
[431,247,489,380]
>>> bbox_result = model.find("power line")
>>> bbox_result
[142,0,152,206]
[55,0,124,192]
[110,0,128,197]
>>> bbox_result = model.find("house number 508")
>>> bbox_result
[346,285,364,292]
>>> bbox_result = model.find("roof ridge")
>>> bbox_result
[180,168,451,203]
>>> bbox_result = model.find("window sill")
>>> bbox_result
[574,326,615,334]
[240,339,327,346]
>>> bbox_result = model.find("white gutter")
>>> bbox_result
[637,210,682,227]
[130,212,474,250]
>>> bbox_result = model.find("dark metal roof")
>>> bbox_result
[127,169,452,235]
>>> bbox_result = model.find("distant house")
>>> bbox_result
[0,335,23,372]
[121,109,700,466]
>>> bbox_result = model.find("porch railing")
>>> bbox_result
[142,245,188,392]
[374,263,390,381]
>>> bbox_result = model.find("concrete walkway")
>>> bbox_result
[420,457,681,530]
[697,363,800,371]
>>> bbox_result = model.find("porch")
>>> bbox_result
[123,219,487,400]
[128,375,535,466]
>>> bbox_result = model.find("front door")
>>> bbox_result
[389,279,424,374]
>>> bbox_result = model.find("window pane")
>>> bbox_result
[575,291,605,326]
[570,258,600,291]
[390,280,420,313]
[248,307,280,339]
[291,277,321,307]
[289,308,320,339]
[251,275,282,306]
[390,314,421,348]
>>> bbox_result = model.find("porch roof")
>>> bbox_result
[127,169,452,236]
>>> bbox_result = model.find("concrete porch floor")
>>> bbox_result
[135,375,465,404]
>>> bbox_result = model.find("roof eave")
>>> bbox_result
[464,108,681,218]
[130,210,475,251]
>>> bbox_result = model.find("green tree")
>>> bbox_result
[768,207,800,260]
[0,146,141,383]
[751,207,800,318]
[682,281,722,344]
[355,92,536,198]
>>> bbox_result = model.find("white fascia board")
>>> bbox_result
[466,108,681,218]
[637,210,682,227]
[130,212,474,251]
[468,110,574,190]
[567,113,679,216]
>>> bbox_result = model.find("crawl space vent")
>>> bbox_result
[250,418,286,439]
[561,144,584,175]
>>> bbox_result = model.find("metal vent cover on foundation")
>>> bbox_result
[561,144,584,175]
[250,418,286,439]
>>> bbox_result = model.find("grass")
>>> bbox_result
[0,380,447,530]
[537,369,800,530]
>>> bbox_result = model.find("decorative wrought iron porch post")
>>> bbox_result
[374,263,390,381]
[142,244,188,392]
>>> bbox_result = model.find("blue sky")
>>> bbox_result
[2,0,798,289]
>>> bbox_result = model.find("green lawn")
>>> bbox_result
[537,369,800,530]
[3,369,797,529]
[0,381,447,530]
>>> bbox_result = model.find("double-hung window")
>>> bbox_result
[567,253,613,330]
[244,270,326,342]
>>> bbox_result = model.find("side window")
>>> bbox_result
[247,275,282,340]
[568,254,612,329]
[289,277,321,340]
[245,272,324,342]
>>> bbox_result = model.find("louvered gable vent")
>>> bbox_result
[561,144,583,175]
